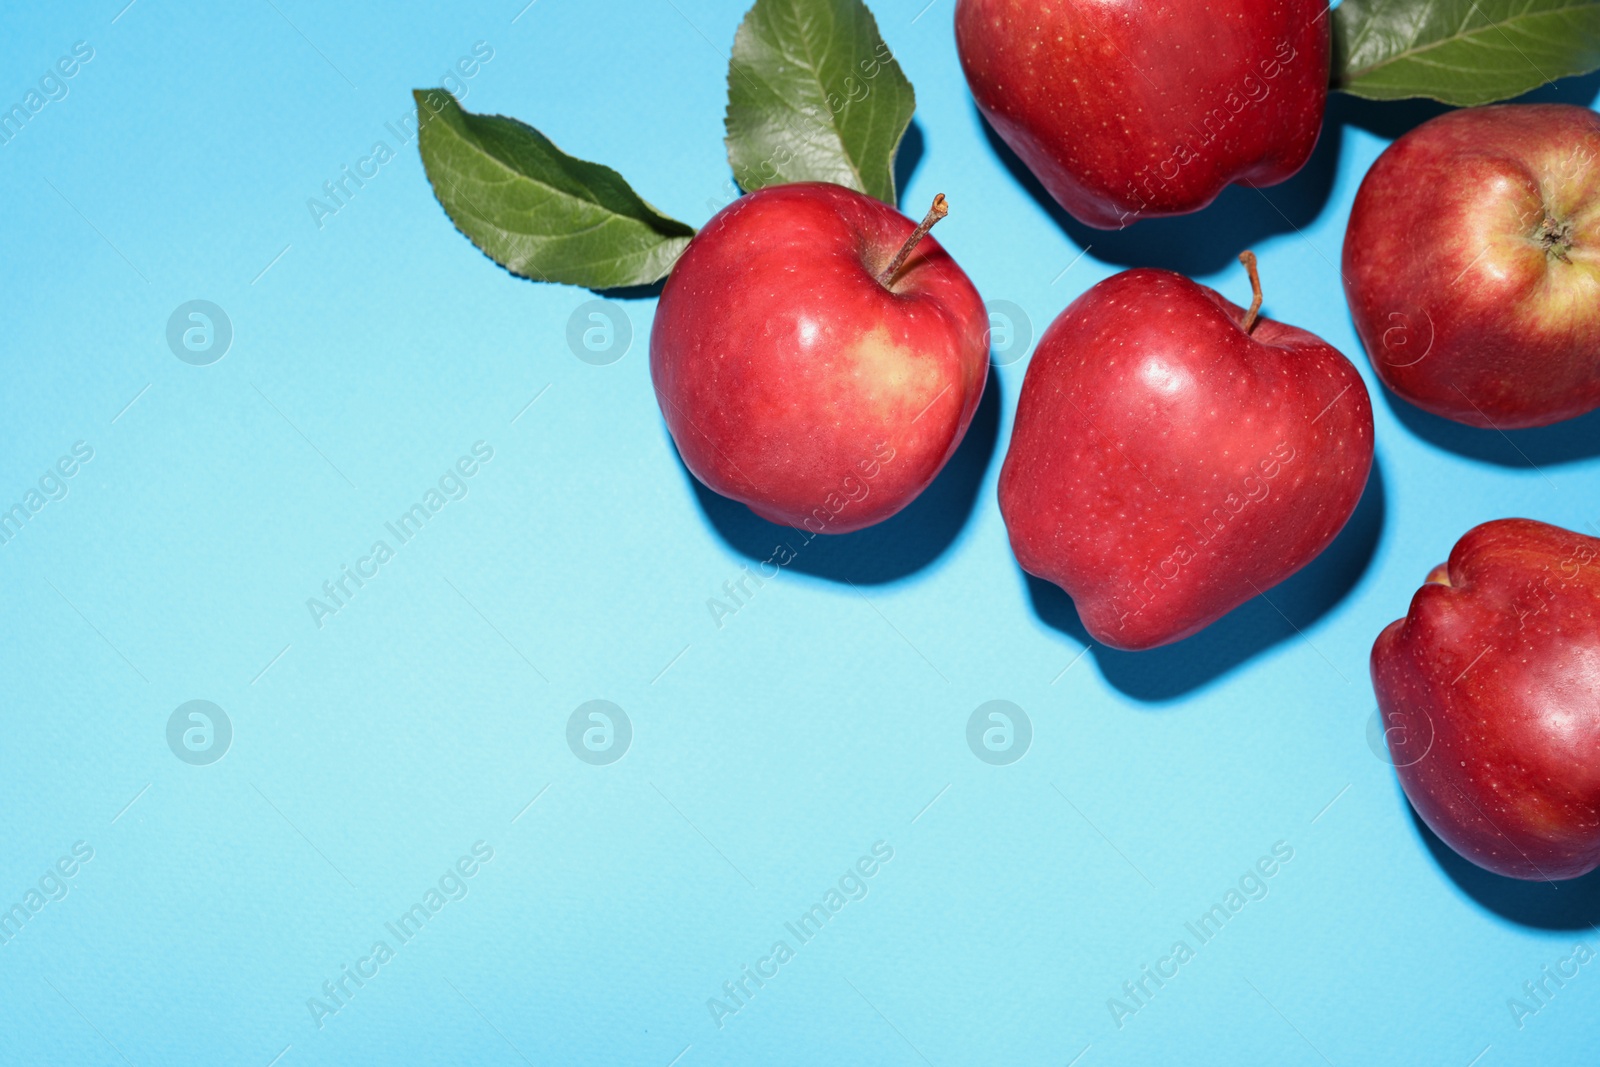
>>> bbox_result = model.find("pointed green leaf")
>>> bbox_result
[413,89,694,290]
[1333,0,1600,105]
[724,0,915,204]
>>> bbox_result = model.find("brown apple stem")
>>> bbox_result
[1238,250,1263,333]
[878,194,948,287]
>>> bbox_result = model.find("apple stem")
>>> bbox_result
[877,194,948,288]
[1237,251,1264,333]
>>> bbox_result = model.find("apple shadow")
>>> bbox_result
[975,104,1342,277]
[680,370,1003,585]
[1405,798,1600,931]
[1024,457,1387,702]
[1332,69,1600,143]
[1378,388,1600,467]
[1323,88,1453,144]
[593,279,666,300]
[894,119,927,209]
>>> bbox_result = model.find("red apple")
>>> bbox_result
[1344,104,1600,429]
[954,0,1329,229]
[1372,519,1600,880]
[999,256,1373,650]
[651,183,989,534]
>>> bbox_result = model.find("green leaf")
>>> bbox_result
[724,0,915,204]
[413,89,694,290]
[1333,0,1600,105]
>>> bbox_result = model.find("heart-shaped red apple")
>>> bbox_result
[1372,519,1600,880]
[651,183,989,534]
[999,255,1373,650]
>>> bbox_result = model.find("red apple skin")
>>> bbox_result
[1372,520,1600,881]
[954,0,1329,229]
[998,268,1373,650]
[1343,105,1600,429]
[651,184,989,534]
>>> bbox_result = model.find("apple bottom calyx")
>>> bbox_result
[1342,104,1600,430]
[1535,212,1575,263]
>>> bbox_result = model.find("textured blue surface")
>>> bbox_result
[3,2,1599,1064]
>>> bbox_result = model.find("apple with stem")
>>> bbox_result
[955,0,1330,228]
[999,253,1373,650]
[1372,519,1600,880]
[651,183,990,535]
[1343,104,1600,429]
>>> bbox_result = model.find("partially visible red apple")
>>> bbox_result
[954,0,1330,228]
[1372,519,1600,881]
[651,183,989,534]
[1344,104,1600,429]
[999,255,1373,650]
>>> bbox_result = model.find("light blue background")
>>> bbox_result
[3,1,1599,1064]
